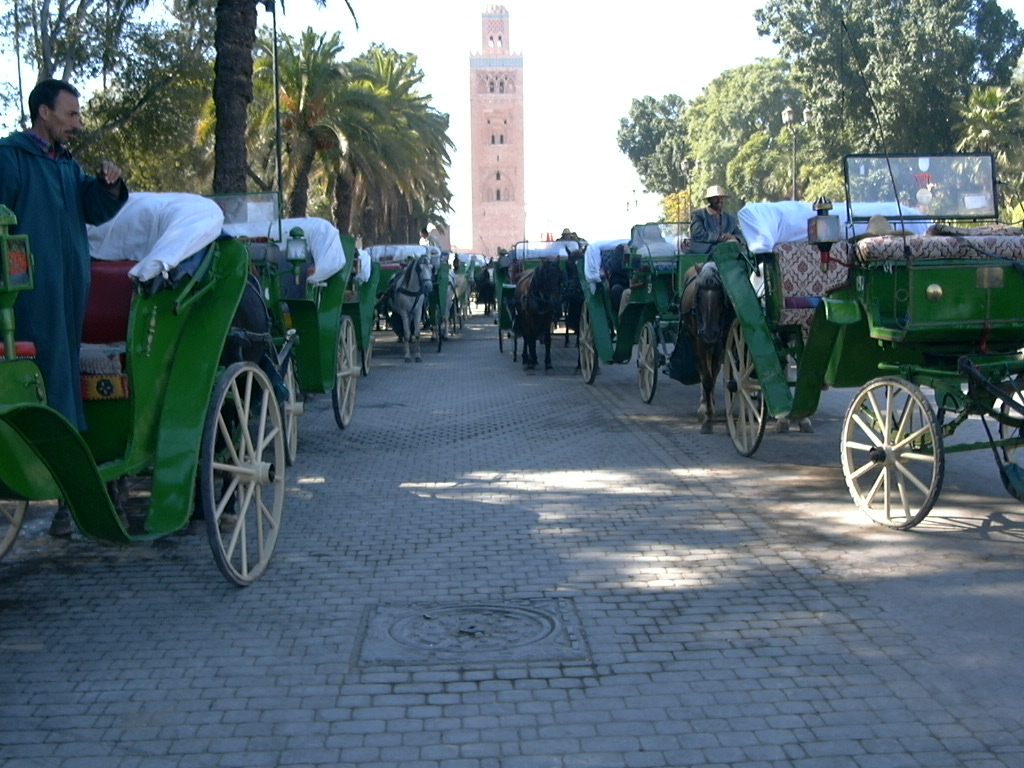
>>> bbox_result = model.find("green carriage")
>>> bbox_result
[714,153,1024,528]
[576,224,704,402]
[215,194,371,458]
[0,195,287,585]
[496,240,584,355]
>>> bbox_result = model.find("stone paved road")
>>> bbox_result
[2,311,1023,767]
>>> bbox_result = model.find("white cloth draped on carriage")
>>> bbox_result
[87,193,350,285]
[221,215,348,284]
[737,201,931,253]
[88,192,225,283]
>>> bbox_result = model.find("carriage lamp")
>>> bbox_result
[0,205,34,361]
[286,226,309,280]
[807,197,840,271]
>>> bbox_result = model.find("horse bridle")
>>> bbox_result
[396,256,430,298]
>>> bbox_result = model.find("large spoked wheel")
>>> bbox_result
[723,319,766,456]
[997,375,1024,500]
[332,315,359,430]
[840,376,944,530]
[360,337,373,377]
[0,499,29,561]
[282,356,302,466]
[200,362,286,586]
[638,322,658,403]
[579,303,598,384]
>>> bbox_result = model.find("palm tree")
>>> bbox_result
[212,0,355,195]
[252,27,385,217]
[956,85,1024,212]
[336,46,454,241]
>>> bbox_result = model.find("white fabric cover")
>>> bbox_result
[738,201,931,253]
[511,241,583,260]
[352,249,372,283]
[222,216,347,283]
[366,244,441,263]
[583,239,630,283]
[87,192,225,282]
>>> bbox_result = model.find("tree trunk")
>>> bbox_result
[285,134,315,218]
[213,0,258,194]
[331,173,353,235]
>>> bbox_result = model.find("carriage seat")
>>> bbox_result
[854,233,1024,263]
[81,259,134,400]
[0,341,37,358]
[84,260,135,343]
[774,241,851,342]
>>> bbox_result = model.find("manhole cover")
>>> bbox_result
[355,598,590,667]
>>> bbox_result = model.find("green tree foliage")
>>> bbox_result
[76,0,217,191]
[248,35,453,240]
[755,0,1024,155]
[1,0,151,84]
[957,84,1024,212]
[617,94,689,196]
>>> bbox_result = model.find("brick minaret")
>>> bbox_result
[469,6,525,257]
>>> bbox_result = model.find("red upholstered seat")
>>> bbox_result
[0,341,37,358]
[84,261,135,343]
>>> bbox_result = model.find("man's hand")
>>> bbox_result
[96,160,122,188]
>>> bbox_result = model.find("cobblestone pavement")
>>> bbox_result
[2,310,1023,768]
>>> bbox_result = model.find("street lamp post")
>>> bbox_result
[680,159,692,222]
[781,105,813,201]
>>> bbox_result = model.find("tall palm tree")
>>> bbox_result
[212,0,355,195]
[956,85,1024,212]
[337,46,454,241]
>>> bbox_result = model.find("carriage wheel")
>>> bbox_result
[332,315,359,430]
[282,357,301,466]
[360,337,373,377]
[0,499,29,561]
[200,361,286,586]
[580,303,598,384]
[723,319,766,456]
[638,322,658,403]
[840,376,944,530]
[997,375,1024,500]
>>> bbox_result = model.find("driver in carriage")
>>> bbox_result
[690,185,745,255]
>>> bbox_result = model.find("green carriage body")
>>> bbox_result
[573,225,704,398]
[0,234,249,543]
[714,152,1024,528]
[1,197,288,584]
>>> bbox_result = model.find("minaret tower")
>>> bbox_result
[469,6,525,256]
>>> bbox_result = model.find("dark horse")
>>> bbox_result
[680,261,733,433]
[513,259,563,371]
[561,248,585,348]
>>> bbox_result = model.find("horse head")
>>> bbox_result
[686,262,731,345]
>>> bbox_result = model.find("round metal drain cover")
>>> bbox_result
[389,603,557,653]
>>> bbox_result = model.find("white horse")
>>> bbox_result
[387,255,433,362]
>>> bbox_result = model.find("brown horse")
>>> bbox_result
[513,259,563,371]
[680,261,732,433]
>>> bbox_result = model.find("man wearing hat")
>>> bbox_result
[690,185,744,255]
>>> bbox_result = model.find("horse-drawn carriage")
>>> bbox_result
[576,224,705,402]
[712,152,1024,529]
[497,240,581,368]
[214,194,366,443]
[0,194,287,585]
[367,243,457,359]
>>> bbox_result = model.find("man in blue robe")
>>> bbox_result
[0,79,128,535]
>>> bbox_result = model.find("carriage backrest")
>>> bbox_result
[84,260,136,344]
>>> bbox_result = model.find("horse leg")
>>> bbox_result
[401,312,412,362]
[544,326,553,370]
